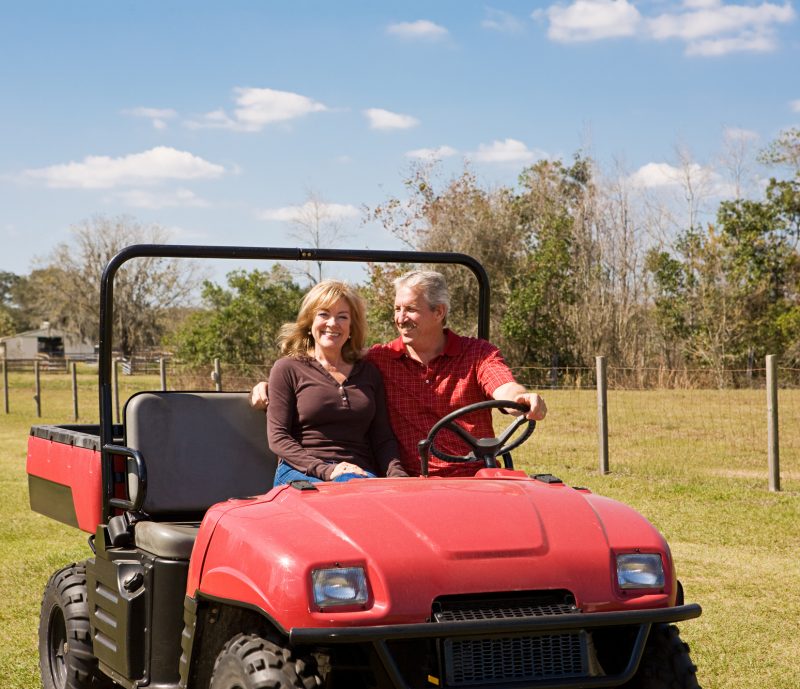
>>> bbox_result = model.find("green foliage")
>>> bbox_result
[167,266,303,368]
[0,271,31,332]
[502,156,594,366]
[0,307,15,338]
[647,142,800,374]
[367,165,529,344]
[360,263,410,346]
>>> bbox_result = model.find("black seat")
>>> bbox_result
[122,391,277,558]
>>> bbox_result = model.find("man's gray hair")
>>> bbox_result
[394,270,450,320]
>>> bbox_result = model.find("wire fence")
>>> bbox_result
[2,355,798,491]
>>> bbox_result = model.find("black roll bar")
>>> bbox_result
[98,244,490,520]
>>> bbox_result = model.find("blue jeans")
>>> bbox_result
[273,461,376,487]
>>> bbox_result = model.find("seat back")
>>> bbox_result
[124,391,276,519]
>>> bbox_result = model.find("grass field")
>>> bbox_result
[1,370,798,688]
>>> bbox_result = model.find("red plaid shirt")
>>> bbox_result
[366,330,516,477]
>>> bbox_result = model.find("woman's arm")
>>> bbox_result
[267,359,336,480]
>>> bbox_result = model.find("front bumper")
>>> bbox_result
[289,603,702,689]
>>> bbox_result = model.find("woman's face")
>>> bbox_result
[311,297,351,353]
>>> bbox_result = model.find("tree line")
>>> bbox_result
[2,129,798,385]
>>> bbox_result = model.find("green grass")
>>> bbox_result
[1,374,799,688]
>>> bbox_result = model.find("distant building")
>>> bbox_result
[0,323,94,360]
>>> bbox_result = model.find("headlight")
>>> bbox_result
[312,567,369,608]
[616,553,665,589]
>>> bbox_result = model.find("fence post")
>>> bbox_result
[34,360,41,418]
[596,356,609,475]
[2,357,8,413]
[212,358,222,392]
[113,358,120,424]
[766,354,780,492]
[71,361,79,422]
[160,357,167,391]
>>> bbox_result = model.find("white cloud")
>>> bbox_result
[482,8,525,33]
[648,1,794,40]
[542,0,642,42]
[628,162,684,188]
[629,161,742,198]
[23,146,225,189]
[364,108,420,130]
[790,99,800,113]
[124,107,178,130]
[258,201,360,223]
[471,138,540,164]
[405,145,459,161]
[187,87,328,132]
[114,188,210,209]
[386,20,449,40]
[537,0,795,55]
[723,126,760,142]
[648,0,795,55]
[627,161,723,190]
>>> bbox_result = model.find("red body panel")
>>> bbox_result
[189,473,674,631]
[26,435,103,533]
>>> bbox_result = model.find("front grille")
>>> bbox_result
[434,592,588,686]
[443,632,587,686]
[434,600,576,622]
[433,591,578,622]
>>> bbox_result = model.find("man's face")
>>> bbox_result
[394,285,445,345]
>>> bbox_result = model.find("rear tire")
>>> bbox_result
[39,563,110,689]
[210,634,321,689]
[625,623,701,688]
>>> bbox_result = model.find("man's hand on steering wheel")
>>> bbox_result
[418,399,537,475]
[512,392,547,421]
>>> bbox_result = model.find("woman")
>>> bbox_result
[268,280,407,485]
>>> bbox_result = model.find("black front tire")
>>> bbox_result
[210,634,321,689]
[625,623,701,689]
[39,563,110,689]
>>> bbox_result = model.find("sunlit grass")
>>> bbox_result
[1,374,798,688]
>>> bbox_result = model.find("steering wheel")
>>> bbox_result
[417,400,536,476]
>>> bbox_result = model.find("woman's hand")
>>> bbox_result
[330,462,369,479]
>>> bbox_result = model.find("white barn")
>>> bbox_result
[0,324,94,360]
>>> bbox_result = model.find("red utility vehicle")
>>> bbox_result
[27,245,702,689]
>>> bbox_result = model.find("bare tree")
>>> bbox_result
[285,190,355,283]
[674,144,715,233]
[719,127,759,200]
[25,215,206,356]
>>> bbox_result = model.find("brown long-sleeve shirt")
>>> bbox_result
[267,356,406,480]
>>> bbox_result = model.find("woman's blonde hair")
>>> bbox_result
[278,280,366,363]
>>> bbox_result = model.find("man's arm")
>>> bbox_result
[250,381,269,410]
[492,381,547,421]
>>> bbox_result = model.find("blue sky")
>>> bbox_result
[1,1,798,283]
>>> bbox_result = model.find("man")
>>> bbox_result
[252,270,546,477]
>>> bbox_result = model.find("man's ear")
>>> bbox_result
[433,303,446,323]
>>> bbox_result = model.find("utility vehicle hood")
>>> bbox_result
[193,473,673,629]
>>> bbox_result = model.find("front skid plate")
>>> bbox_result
[289,604,702,689]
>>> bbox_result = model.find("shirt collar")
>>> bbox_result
[387,329,461,359]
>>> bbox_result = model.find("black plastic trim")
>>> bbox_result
[291,604,700,689]
[30,424,123,451]
[104,444,147,512]
[28,475,79,527]
[97,244,490,521]
[190,591,290,636]
[289,604,701,644]
[532,473,564,484]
